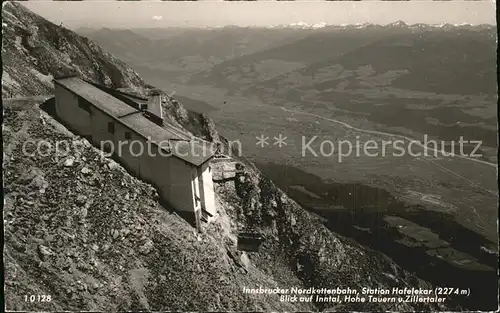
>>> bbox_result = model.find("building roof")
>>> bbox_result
[84,79,192,141]
[119,114,184,142]
[54,76,214,166]
[147,94,163,121]
[162,122,192,141]
[171,140,216,167]
[56,76,138,117]
[86,81,165,126]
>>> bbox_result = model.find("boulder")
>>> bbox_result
[80,167,92,175]
[139,239,154,255]
[63,157,75,167]
[75,195,87,206]
[38,245,53,261]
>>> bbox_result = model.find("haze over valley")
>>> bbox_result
[77,22,499,309]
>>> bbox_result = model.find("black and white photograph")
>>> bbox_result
[2,0,498,312]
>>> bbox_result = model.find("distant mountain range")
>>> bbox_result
[184,24,496,96]
[199,21,494,30]
[78,22,496,99]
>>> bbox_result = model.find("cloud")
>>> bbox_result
[152,16,163,21]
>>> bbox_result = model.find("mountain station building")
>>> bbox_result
[53,76,217,229]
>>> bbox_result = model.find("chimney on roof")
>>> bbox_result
[145,91,164,127]
[53,71,79,80]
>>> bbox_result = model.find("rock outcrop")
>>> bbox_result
[2,2,145,97]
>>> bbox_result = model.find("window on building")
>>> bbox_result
[107,122,115,134]
[102,141,113,153]
[125,131,132,140]
[78,97,91,113]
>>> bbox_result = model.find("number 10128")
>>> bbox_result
[24,294,52,302]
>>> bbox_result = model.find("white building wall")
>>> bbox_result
[55,88,211,224]
[88,107,116,156]
[85,108,197,213]
[165,157,198,212]
[191,167,202,211]
[54,85,91,136]
[199,162,217,216]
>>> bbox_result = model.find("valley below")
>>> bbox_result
[77,22,499,310]
[142,75,498,310]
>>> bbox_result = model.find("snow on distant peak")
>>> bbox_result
[312,22,327,29]
[435,23,450,28]
[204,22,489,30]
[354,23,370,29]
[427,23,478,28]
[387,20,408,27]
[275,21,329,29]
[289,21,308,28]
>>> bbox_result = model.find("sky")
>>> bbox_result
[21,1,496,30]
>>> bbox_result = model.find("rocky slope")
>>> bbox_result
[1,2,146,97]
[3,3,452,311]
[3,97,311,312]
[1,1,216,141]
